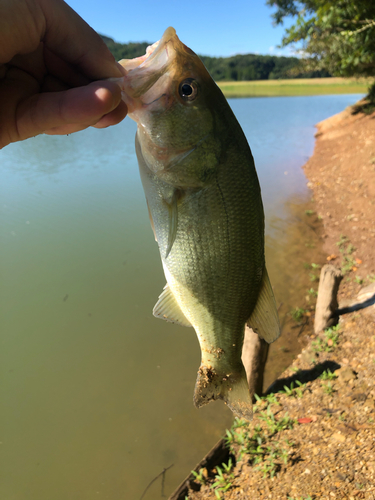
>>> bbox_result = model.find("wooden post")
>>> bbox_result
[314,264,342,334]
[242,325,269,399]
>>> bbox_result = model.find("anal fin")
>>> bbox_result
[247,267,281,343]
[153,284,192,327]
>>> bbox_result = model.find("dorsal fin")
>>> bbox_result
[247,267,281,343]
[153,284,192,327]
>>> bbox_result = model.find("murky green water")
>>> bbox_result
[0,94,363,499]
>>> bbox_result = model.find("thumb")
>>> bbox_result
[17,80,127,138]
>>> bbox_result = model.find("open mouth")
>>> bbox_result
[116,27,178,114]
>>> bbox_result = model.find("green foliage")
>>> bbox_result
[322,381,335,396]
[199,53,324,81]
[191,468,207,485]
[100,34,150,61]
[267,0,375,102]
[209,459,235,498]
[335,235,358,274]
[312,324,341,352]
[291,307,306,322]
[336,234,349,248]
[100,33,329,83]
[320,369,337,380]
[282,380,306,398]
[223,399,299,486]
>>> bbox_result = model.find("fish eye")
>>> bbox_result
[179,78,198,102]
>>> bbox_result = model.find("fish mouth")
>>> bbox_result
[118,27,181,115]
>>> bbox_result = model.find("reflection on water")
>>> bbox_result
[0,94,364,499]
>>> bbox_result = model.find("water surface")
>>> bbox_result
[0,94,364,499]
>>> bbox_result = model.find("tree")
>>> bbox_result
[267,0,375,102]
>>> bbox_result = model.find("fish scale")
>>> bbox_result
[117,27,281,420]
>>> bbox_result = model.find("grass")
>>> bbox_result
[224,400,296,484]
[335,235,358,275]
[211,460,235,498]
[280,380,305,398]
[312,325,341,353]
[218,77,370,98]
[320,369,338,381]
[322,381,335,396]
[290,307,306,322]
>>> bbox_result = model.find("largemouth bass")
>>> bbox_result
[117,27,280,420]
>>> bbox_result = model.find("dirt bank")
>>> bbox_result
[177,103,375,500]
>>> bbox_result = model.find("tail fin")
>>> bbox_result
[193,364,253,421]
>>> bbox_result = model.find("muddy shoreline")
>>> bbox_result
[172,102,375,500]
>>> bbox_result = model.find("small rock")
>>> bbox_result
[343,341,353,349]
[331,432,346,443]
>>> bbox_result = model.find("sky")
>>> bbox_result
[65,0,297,58]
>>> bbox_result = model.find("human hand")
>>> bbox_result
[0,0,127,149]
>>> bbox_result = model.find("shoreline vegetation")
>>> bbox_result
[218,77,370,98]
[170,102,375,500]
[101,34,372,99]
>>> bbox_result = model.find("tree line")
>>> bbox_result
[267,0,375,107]
[100,34,329,81]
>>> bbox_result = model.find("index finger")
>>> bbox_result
[39,0,123,79]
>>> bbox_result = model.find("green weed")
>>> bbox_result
[342,255,356,274]
[191,468,207,485]
[322,382,335,396]
[312,325,341,353]
[320,369,337,380]
[336,234,349,248]
[280,381,305,398]
[310,263,321,269]
[305,210,314,216]
[210,459,235,498]
[290,307,306,322]
[225,404,296,478]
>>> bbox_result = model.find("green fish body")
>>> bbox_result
[117,27,280,420]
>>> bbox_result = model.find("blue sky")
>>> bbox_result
[65,0,297,58]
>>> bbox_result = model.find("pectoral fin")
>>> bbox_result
[164,190,179,258]
[146,200,157,242]
[153,284,192,327]
[247,268,281,343]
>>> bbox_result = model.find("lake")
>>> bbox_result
[0,94,364,499]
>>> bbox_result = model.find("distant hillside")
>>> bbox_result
[100,34,150,61]
[100,34,330,81]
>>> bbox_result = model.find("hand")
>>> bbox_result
[0,0,127,149]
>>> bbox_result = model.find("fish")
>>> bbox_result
[116,27,280,420]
